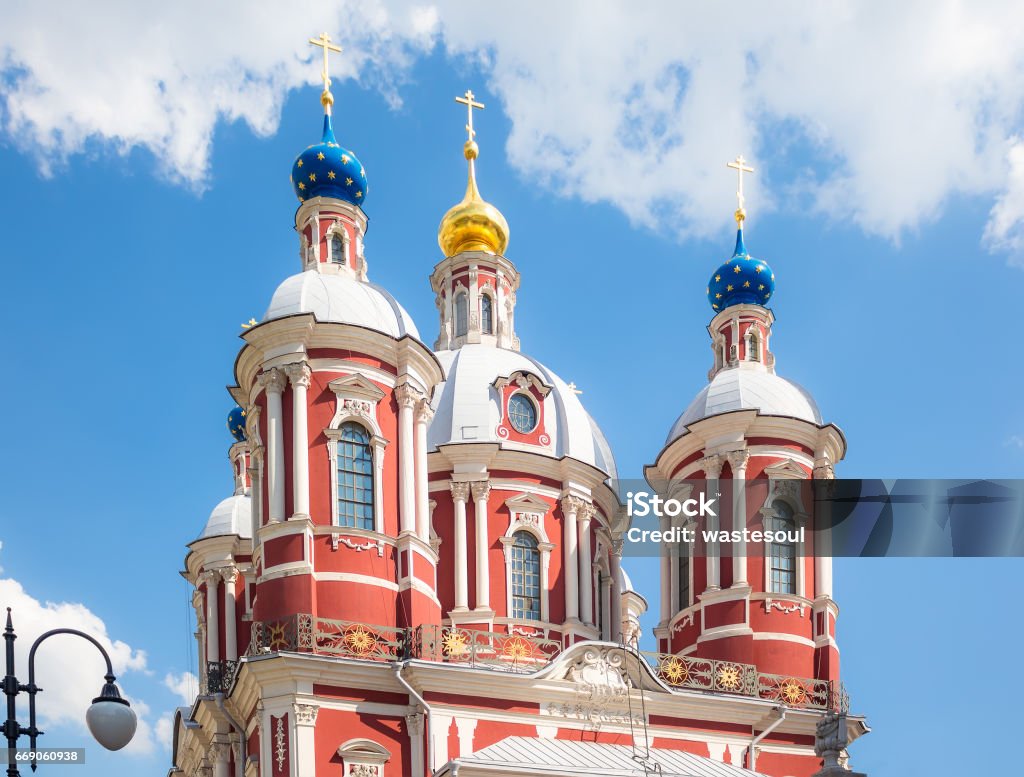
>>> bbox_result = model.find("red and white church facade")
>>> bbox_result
[169,50,868,777]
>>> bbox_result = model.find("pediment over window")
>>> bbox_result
[328,374,387,403]
[493,370,552,398]
[337,738,390,777]
[762,459,808,480]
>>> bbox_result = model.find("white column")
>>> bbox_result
[578,503,595,625]
[221,568,238,662]
[406,714,425,777]
[285,362,311,520]
[248,460,262,542]
[609,538,623,642]
[396,385,420,535]
[451,481,470,610]
[292,704,318,776]
[471,480,491,611]
[814,465,835,599]
[728,450,750,586]
[209,740,230,777]
[203,570,220,664]
[659,512,671,625]
[601,574,613,640]
[414,399,434,542]
[560,496,582,622]
[261,369,287,522]
[703,455,723,590]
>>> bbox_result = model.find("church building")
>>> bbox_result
[169,33,868,777]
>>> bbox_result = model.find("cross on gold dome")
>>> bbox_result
[455,89,485,143]
[726,154,754,224]
[309,32,342,111]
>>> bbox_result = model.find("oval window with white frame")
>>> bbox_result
[507,392,538,434]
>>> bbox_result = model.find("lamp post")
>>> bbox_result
[2,608,137,775]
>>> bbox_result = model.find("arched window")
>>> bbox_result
[331,234,345,264]
[508,393,537,433]
[677,546,690,609]
[336,422,374,530]
[748,330,760,361]
[509,531,541,620]
[455,292,468,337]
[768,500,796,594]
[481,294,493,335]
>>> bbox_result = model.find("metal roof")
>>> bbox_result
[438,736,766,777]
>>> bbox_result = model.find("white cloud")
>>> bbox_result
[4,1,1024,260]
[163,671,198,706]
[1006,434,1024,449]
[0,571,157,755]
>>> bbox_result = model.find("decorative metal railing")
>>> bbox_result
[642,651,847,712]
[243,616,847,711]
[205,659,239,694]
[414,625,561,672]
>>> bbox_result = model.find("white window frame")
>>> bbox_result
[500,494,555,624]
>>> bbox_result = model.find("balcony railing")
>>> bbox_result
[205,659,239,694]
[243,615,847,711]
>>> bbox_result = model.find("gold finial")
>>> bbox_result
[437,88,509,256]
[309,32,342,113]
[726,154,755,225]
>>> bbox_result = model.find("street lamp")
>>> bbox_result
[3,608,137,775]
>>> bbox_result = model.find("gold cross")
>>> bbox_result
[455,89,485,142]
[309,32,342,95]
[726,154,755,214]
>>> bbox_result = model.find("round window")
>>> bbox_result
[508,393,538,434]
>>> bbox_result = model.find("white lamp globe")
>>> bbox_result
[86,682,137,751]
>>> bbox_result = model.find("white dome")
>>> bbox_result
[199,495,251,540]
[667,368,822,443]
[429,345,616,478]
[264,271,419,339]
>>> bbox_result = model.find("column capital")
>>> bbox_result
[258,367,287,394]
[726,449,750,471]
[470,480,491,503]
[395,383,423,409]
[201,569,221,587]
[450,480,470,502]
[414,397,435,425]
[283,361,312,388]
[578,502,596,523]
[813,462,835,480]
[405,712,424,736]
[560,494,587,516]
[220,567,239,586]
[293,703,319,726]
[702,454,724,480]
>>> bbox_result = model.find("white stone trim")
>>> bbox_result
[499,493,554,624]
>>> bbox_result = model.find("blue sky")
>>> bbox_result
[1,4,1023,775]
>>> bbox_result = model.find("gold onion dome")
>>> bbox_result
[438,139,509,256]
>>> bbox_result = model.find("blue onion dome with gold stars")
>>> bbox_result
[227,406,247,442]
[290,113,367,205]
[707,226,775,312]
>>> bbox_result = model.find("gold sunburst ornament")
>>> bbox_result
[267,622,288,651]
[343,625,378,657]
[503,636,533,662]
[660,656,690,686]
[717,663,742,691]
[442,629,469,657]
[779,678,807,706]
